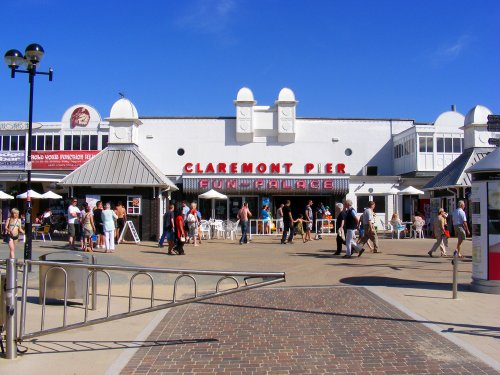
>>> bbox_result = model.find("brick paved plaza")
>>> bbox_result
[121,287,495,374]
[1,237,499,374]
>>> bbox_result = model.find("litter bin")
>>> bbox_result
[38,251,96,306]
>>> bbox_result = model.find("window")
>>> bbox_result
[453,138,461,153]
[437,138,444,152]
[372,196,386,213]
[127,196,141,215]
[445,138,452,153]
[37,136,44,151]
[419,136,433,152]
[82,135,90,150]
[90,135,98,150]
[102,135,108,149]
[54,135,60,150]
[64,135,72,150]
[356,196,370,212]
[72,135,81,150]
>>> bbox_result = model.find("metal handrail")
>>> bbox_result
[12,258,285,343]
[129,272,155,312]
[84,270,112,322]
[41,266,68,330]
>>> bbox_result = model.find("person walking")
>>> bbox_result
[333,203,346,255]
[304,200,313,242]
[67,197,81,249]
[358,201,380,253]
[428,208,449,257]
[237,202,252,245]
[101,203,118,253]
[452,200,470,258]
[158,204,175,250]
[4,208,24,258]
[276,203,284,234]
[174,206,186,255]
[281,200,294,244]
[187,203,199,246]
[342,200,364,258]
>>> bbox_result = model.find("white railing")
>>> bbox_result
[315,219,337,236]
[249,219,282,239]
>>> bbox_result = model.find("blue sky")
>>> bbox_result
[1,0,499,123]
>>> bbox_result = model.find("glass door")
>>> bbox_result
[229,197,242,220]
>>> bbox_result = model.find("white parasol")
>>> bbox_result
[41,191,63,199]
[198,189,228,219]
[398,186,424,195]
[0,191,14,200]
[16,189,44,199]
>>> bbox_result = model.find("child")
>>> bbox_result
[294,214,311,243]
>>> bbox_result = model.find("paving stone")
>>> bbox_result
[121,287,497,374]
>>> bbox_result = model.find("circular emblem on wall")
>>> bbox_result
[239,108,249,118]
[281,120,291,131]
[240,120,249,131]
[281,108,291,117]
[70,107,91,129]
[115,127,128,139]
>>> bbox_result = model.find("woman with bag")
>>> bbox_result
[174,207,186,255]
[4,208,25,258]
[428,208,449,257]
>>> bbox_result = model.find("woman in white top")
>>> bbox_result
[101,203,118,253]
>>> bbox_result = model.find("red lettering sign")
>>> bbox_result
[269,180,279,189]
[257,163,267,173]
[230,163,238,173]
[241,163,253,173]
[217,163,227,173]
[337,163,345,174]
[296,180,306,189]
[32,151,99,170]
[184,163,193,173]
[310,180,320,189]
[325,163,333,173]
[305,163,314,173]
[199,179,209,188]
[270,163,280,173]
[205,163,215,173]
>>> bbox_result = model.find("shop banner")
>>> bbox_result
[32,151,100,170]
[0,151,25,169]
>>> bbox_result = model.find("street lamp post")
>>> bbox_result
[4,44,53,263]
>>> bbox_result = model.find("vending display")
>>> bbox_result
[488,181,500,280]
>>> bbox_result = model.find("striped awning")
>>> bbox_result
[182,175,350,195]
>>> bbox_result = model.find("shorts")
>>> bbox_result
[117,218,125,231]
[68,223,77,237]
[454,225,466,241]
[306,222,313,231]
[166,231,175,241]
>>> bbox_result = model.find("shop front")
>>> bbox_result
[183,175,349,220]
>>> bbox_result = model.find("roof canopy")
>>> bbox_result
[59,145,178,190]
[198,189,228,200]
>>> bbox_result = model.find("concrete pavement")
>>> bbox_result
[1,234,499,374]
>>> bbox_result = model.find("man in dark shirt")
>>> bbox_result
[158,204,176,254]
[281,200,295,244]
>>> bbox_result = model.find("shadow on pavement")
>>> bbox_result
[340,275,472,290]
[19,338,218,355]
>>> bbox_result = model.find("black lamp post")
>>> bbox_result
[4,44,53,263]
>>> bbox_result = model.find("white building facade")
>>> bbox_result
[0,87,494,238]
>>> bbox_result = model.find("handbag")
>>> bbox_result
[444,230,450,238]
[180,235,186,243]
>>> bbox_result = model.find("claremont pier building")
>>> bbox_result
[0,87,496,240]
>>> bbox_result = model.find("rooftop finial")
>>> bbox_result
[118,92,125,98]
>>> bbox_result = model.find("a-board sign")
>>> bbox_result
[118,220,140,244]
